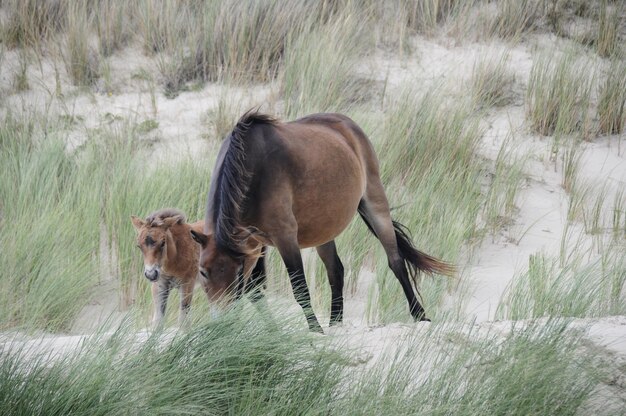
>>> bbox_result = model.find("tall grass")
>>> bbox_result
[64,1,99,86]
[0,312,345,415]
[281,12,369,118]
[0,311,606,415]
[526,51,593,137]
[0,112,217,329]
[0,116,102,331]
[470,51,515,109]
[362,89,485,322]
[158,0,319,96]
[497,248,626,320]
[597,58,626,136]
[1,0,66,49]
[490,0,543,40]
[95,0,133,57]
[596,1,621,58]
[482,136,527,238]
[339,320,599,415]
[403,0,466,35]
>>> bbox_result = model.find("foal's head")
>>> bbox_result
[131,214,182,282]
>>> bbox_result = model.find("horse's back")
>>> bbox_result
[250,113,373,247]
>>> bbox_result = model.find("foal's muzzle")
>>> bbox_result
[144,267,160,282]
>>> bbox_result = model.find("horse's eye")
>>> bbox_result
[160,241,166,249]
[200,270,208,278]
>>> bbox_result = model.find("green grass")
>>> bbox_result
[338,319,598,415]
[596,1,621,58]
[281,9,370,118]
[0,3,624,413]
[0,113,216,329]
[526,51,593,137]
[482,135,527,238]
[597,58,626,136]
[497,247,626,320]
[0,116,102,331]
[358,89,484,322]
[0,311,345,415]
[470,51,515,109]
[489,0,542,40]
[0,314,604,415]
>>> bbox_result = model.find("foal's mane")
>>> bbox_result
[146,208,186,226]
[213,110,276,258]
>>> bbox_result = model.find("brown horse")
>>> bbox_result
[190,111,455,332]
[131,209,212,326]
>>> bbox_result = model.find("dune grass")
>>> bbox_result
[0,312,345,415]
[0,312,605,415]
[497,246,626,320]
[0,115,102,331]
[339,319,599,415]
[526,51,593,137]
[0,112,217,329]
[355,89,484,322]
[470,51,515,109]
[596,1,621,58]
[281,10,369,119]
[597,58,626,136]
[489,0,543,40]
[0,2,623,413]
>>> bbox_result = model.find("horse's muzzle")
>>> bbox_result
[144,268,159,282]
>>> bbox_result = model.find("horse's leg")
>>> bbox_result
[152,279,172,327]
[245,246,267,302]
[316,241,344,326]
[178,278,194,326]
[358,183,428,321]
[275,238,323,333]
[234,268,246,300]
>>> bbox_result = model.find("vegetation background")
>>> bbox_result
[0,0,624,414]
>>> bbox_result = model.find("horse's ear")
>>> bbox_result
[190,230,209,247]
[239,226,268,252]
[130,215,146,231]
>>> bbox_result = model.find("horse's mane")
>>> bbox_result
[213,110,276,258]
[146,208,187,226]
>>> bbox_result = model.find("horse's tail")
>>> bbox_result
[391,221,456,279]
[357,209,456,282]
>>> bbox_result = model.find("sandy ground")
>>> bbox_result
[1,28,625,409]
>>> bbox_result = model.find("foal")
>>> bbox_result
[131,209,207,326]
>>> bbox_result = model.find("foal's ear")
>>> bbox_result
[160,216,181,230]
[190,230,209,247]
[130,215,146,231]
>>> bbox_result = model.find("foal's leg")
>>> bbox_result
[275,237,323,333]
[358,183,428,321]
[316,241,345,325]
[152,279,172,326]
[178,278,195,326]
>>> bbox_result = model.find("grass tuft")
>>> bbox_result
[596,1,621,58]
[470,51,515,108]
[526,51,593,137]
[498,248,626,320]
[597,58,626,135]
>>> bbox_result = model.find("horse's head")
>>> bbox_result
[189,230,242,301]
[131,215,180,282]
